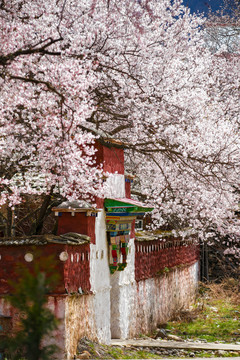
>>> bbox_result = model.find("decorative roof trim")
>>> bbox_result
[104,198,153,214]
[51,207,99,213]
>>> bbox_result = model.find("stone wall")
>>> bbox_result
[109,237,199,340]
[65,294,97,359]
[129,261,199,337]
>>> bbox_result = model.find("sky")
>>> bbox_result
[182,0,225,14]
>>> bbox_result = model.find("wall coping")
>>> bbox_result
[0,233,90,246]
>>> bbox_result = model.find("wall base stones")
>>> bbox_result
[65,294,98,360]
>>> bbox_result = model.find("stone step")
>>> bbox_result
[111,339,240,351]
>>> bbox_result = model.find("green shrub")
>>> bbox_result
[4,255,59,360]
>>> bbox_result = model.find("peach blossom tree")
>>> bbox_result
[0,0,239,238]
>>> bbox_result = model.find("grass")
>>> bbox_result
[166,279,240,343]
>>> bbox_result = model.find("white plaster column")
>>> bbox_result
[90,209,111,344]
[116,237,136,339]
[104,174,125,198]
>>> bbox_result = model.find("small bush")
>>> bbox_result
[4,255,59,360]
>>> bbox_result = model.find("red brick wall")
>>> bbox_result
[135,238,199,281]
[0,243,91,295]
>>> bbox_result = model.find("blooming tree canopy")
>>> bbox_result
[204,0,240,54]
[0,0,239,237]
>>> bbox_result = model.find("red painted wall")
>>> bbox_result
[125,180,131,199]
[57,212,96,244]
[0,244,62,295]
[95,142,124,174]
[63,244,91,294]
[135,238,199,281]
[96,197,104,208]
[130,219,136,239]
[0,243,91,295]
